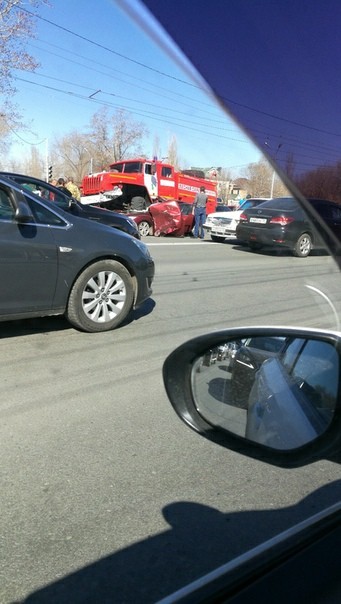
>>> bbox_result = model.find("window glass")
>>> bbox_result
[110,162,124,173]
[331,205,341,221]
[19,180,70,209]
[256,198,298,210]
[311,202,330,220]
[161,166,172,177]
[24,194,66,226]
[0,188,15,220]
[123,162,142,173]
[240,201,252,210]
[281,338,305,372]
[247,336,284,353]
[290,340,339,411]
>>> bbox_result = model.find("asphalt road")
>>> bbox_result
[1,236,341,603]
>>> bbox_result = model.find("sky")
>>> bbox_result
[141,0,341,181]
[8,0,262,175]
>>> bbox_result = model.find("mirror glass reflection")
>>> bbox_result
[192,336,339,450]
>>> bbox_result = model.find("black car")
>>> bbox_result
[230,336,286,408]
[236,197,341,257]
[0,172,141,240]
[0,175,154,332]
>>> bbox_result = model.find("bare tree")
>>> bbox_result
[243,158,289,197]
[87,107,148,168]
[53,131,96,184]
[52,108,149,184]
[87,108,113,170]
[111,108,148,162]
[0,1,48,148]
[24,145,44,178]
[297,162,341,203]
[167,135,179,169]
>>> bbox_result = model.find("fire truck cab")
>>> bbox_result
[81,158,217,213]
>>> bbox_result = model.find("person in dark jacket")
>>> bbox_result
[56,178,72,198]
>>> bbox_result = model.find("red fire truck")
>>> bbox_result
[81,158,217,214]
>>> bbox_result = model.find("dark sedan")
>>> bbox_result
[0,175,154,332]
[236,197,341,257]
[0,172,141,239]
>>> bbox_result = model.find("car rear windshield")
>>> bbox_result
[247,336,285,352]
[256,198,298,210]
[216,205,231,212]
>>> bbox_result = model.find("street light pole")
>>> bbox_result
[45,138,49,181]
[83,148,93,174]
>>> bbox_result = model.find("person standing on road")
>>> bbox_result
[65,176,81,201]
[193,186,208,239]
[56,178,72,197]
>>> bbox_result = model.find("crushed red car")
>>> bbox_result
[95,196,195,237]
[149,200,193,237]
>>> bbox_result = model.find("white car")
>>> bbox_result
[208,198,271,242]
[203,204,233,232]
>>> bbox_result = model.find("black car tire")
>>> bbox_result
[293,233,312,257]
[211,235,224,242]
[67,260,134,332]
[138,220,152,237]
[230,374,250,409]
[248,242,262,251]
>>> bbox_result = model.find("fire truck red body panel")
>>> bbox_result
[82,158,217,212]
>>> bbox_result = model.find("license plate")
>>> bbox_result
[249,217,267,224]
[212,227,226,235]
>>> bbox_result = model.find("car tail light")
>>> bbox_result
[239,212,248,222]
[269,215,295,226]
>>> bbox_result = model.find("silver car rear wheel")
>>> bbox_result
[138,220,152,237]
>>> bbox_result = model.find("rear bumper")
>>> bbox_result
[236,224,293,247]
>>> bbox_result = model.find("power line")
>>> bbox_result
[14,76,250,144]
[14,73,341,167]
[14,70,244,134]
[27,38,216,112]
[20,6,341,139]
[20,7,200,89]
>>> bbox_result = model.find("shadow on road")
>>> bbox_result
[122,297,156,326]
[232,243,330,257]
[0,316,70,338]
[18,480,341,604]
[0,299,156,339]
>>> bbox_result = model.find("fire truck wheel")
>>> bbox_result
[138,220,152,237]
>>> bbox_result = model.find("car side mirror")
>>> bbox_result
[163,328,341,467]
[15,201,34,223]
[68,197,77,208]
